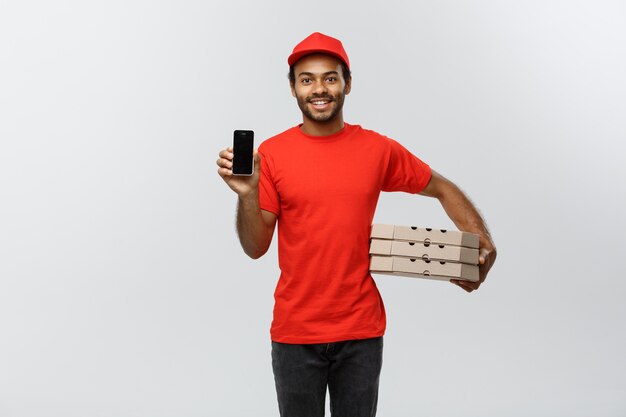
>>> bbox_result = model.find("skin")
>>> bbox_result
[289,53,351,136]
[419,171,497,292]
[217,53,497,292]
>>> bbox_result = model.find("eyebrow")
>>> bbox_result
[297,71,340,78]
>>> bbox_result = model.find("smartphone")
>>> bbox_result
[232,130,254,176]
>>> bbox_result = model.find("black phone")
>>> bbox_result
[232,130,254,176]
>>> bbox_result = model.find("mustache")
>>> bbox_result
[307,94,335,102]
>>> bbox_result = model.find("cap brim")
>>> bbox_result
[288,49,348,68]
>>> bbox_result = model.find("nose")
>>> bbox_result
[312,79,328,95]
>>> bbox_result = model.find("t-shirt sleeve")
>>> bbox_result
[258,146,281,216]
[381,137,432,193]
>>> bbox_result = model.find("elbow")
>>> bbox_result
[238,225,275,260]
[246,249,266,260]
[243,244,269,260]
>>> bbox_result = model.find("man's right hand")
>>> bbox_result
[216,146,276,259]
[216,146,261,197]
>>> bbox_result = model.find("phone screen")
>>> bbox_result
[232,130,254,175]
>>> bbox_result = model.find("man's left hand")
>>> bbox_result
[450,244,497,293]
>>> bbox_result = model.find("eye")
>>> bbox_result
[326,76,337,82]
[301,78,311,84]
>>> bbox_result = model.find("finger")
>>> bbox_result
[451,279,477,293]
[478,248,490,265]
[217,166,232,178]
[253,149,261,174]
[450,279,467,290]
[216,158,233,168]
[219,149,234,160]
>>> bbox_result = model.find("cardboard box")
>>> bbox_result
[370,255,479,282]
[371,224,479,249]
[370,224,395,240]
[369,239,479,265]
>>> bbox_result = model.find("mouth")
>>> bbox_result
[308,97,334,111]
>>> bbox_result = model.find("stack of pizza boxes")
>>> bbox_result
[369,224,481,282]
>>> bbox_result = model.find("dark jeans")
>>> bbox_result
[271,337,383,417]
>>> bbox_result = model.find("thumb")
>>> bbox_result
[254,149,261,174]
[478,247,490,265]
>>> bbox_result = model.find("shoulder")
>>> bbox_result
[259,126,299,153]
[350,124,394,142]
[348,124,398,154]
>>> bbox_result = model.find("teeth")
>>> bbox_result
[312,101,328,105]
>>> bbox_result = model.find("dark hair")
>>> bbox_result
[288,61,351,85]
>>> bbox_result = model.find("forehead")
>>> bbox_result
[293,53,343,76]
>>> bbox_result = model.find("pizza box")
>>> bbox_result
[369,239,478,265]
[371,224,480,249]
[370,255,479,282]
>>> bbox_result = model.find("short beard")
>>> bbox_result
[295,91,346,123]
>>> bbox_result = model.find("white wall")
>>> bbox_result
[1,1,625,416]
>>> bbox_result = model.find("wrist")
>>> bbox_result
[238,189,259,204]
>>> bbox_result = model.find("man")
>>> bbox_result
[217,32,496,417]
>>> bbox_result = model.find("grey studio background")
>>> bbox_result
[1,1,625,416]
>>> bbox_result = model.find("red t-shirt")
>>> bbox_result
[258,123,432,344]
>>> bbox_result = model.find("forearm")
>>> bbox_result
[437,181,494,248]
[236,191,273,259]
[421,171,495,250]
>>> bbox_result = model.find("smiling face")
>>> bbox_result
[290,54,351,132]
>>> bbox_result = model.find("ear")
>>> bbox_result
[344,76,352,95]
[290,81,296,98]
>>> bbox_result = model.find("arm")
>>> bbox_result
[236,193,277,259]
[419,170,497,292]
[217,148,277,259]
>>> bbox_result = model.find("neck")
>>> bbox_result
[300,113,345,136]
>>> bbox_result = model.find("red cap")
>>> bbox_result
[288,32,350,69]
